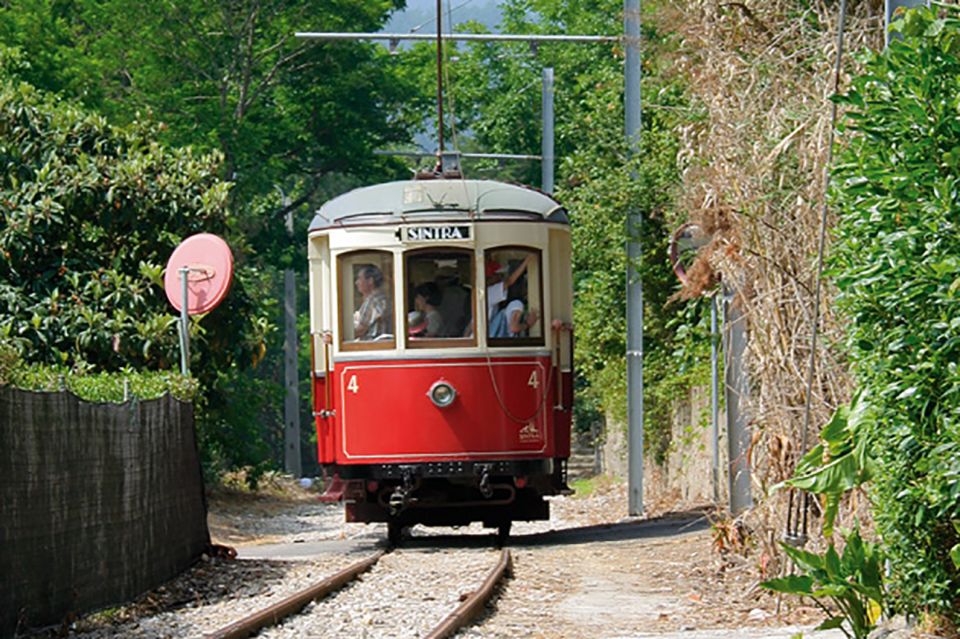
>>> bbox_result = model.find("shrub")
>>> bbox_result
[829,5,960,625]
[0,339,197,402]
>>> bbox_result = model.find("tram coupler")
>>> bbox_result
[388,466,419,515]
[476,464,494,499]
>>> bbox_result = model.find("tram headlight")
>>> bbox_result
[428,381,457,408]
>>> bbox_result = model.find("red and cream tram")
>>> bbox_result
[308,164,573,543]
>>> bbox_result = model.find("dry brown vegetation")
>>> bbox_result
[665,0,887,543]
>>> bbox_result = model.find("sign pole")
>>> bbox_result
[179,266,190,376]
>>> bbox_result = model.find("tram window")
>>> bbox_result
[405,250,475,347]
[338,251,395,348]
[485,248,543,345]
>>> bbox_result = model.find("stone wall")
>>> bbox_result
[602,385,727,510]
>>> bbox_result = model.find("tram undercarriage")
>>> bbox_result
[324,458,570,543]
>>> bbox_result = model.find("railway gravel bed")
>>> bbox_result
[256,549,501,639]
[40,550,371,639]
[21,480,844,638]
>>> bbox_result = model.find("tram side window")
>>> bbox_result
[405,250,474,345]
[338,251,394,347]
[485,248,543,345]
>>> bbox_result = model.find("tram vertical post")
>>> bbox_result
[283,195,302,478]
[541,67,555,194]
[625,0,644,517]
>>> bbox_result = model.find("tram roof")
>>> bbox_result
[308,179,568,232]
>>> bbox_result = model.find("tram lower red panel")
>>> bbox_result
[313,355,571,465]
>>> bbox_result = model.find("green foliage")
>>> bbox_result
[0,339,197,401]
[829,5,960,623]
[0,0,424,202]
[762,526,885,639]
[779,391,876,537]
[0,60,277,473]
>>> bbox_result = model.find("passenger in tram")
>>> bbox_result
[489,258,539,338]
[435,267,471,337]
[353,264,391,340]
[485,254,534,322]
[409,282,443,337]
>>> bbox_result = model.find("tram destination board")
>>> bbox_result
[403,225,471,242]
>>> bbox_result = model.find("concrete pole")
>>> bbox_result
[625,0,644,517]
[723,288,752,515]
[885,0,928,47]
[541,67,555,194]
[283,201,302,477]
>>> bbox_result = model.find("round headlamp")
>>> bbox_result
[428,380,457,408]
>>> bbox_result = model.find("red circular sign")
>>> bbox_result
[164,233,234,314]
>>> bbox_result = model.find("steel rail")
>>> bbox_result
[424,548,513,639]
[203,550,385,639]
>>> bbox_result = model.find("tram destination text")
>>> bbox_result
[404,225,471,242]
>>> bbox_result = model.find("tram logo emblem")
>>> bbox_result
[404,225,471,242]
[518,421,541,442]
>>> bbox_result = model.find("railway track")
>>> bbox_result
[204,547,512,639]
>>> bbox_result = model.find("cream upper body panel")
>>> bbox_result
[307,179,571,365]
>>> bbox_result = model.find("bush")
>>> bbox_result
[829,6,960,625]
[0,340,197,401]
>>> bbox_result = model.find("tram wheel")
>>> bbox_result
[387,521,403,547]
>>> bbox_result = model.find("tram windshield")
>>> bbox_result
[338,250,395,348]
[485,247,543,345]
[405,250,475,347]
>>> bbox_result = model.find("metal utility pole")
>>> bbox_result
[711,295,720,504]
[282,193,302,478]
[542,67,555,194]
[625,0,644,517]
[885,0,928,47]
[436,0,445,153]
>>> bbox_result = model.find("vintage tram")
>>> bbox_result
[308,161,573,543]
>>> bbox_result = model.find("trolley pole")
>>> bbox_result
[625,0,644,517]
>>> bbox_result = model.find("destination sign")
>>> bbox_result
[404,225,471,242]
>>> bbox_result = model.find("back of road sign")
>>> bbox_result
[164,233,234,315]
